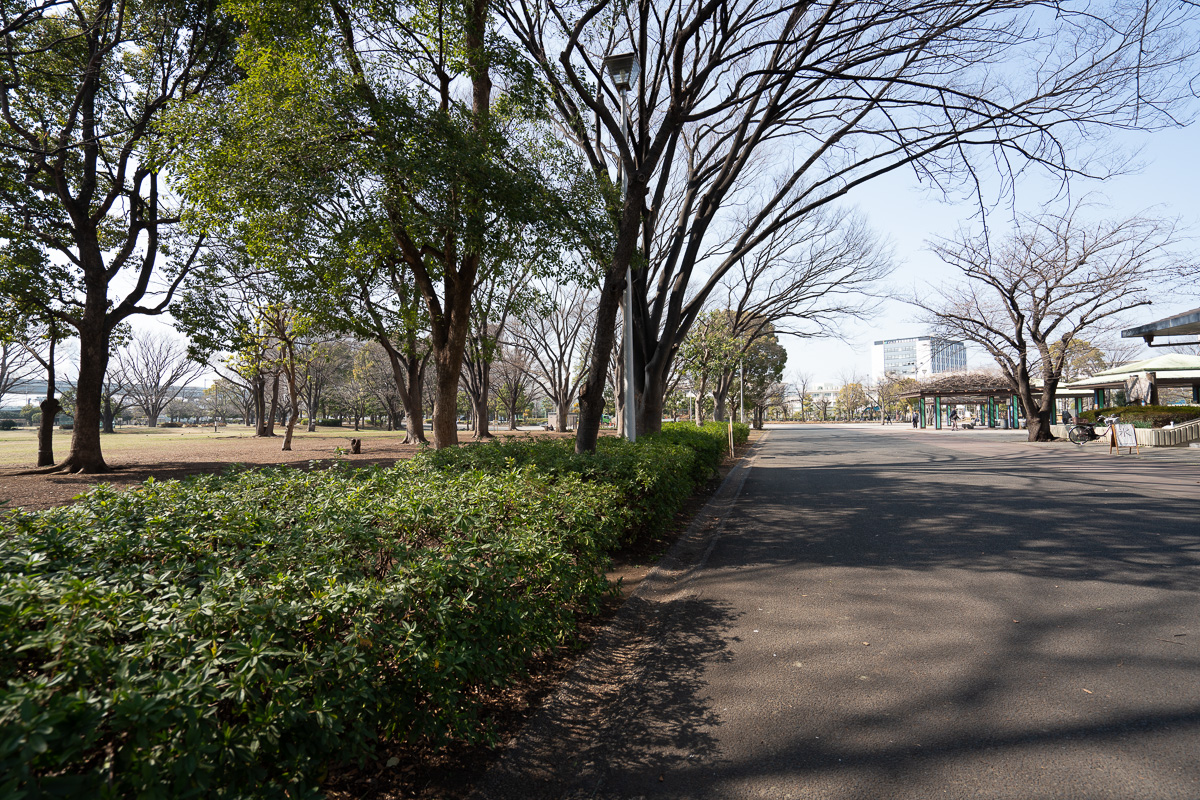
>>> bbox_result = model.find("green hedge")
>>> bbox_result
[0,424,740,798]
[1078,404,1200,428]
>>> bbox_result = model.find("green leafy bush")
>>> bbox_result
[316,419,344,427]
[1079,405,1200,428]
[0,419,16,430]
[0,424,740,798]
[427,436,698,544]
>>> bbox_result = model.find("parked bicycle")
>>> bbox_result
[1068,414,1120,445]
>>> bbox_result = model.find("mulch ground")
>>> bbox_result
[0,426,757,799]
[0,428,578,511]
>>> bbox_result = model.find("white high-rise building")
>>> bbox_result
[871,336,966,383]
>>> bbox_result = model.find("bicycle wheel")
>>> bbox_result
[1068,425,1090,445]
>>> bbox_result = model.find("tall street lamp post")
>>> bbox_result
[603,52,640,443]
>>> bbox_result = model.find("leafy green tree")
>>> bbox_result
[0,0,235,472]
[1049,339,1109,381]
[168,0,572,449]
[738,334,788,429]
[676,311,742,424]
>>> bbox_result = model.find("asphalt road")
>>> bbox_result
[476,425,1200,800]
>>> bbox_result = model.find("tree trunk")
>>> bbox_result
[147,411,160,428]
[60,312,110,473]
[575,177,648,452]
[281,386,299,451]
[576,272,624,451]
[253,373,270,436]
[713,388,729,423]
[430,357,457,448]
[36,397,60,467]
[557,397,570,433]
[384,349,426,445]
[264,374,280,436]
[1013,367,1052,442]
[641,380,665,434]
[102,395,115,434]
[471,388,492,440]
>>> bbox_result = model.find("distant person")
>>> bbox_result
[912,413,919,429]
[1062,408,1072,425]
[949,409,959,430]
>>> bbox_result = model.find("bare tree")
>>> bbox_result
[352,342,405,431]
[915,207,1182,441]
[100,372,131,434]
[0,340,39,410]
[112,332,205,428]
[298,339,351,432]
[503,0,1199,449]
[791,372,813,421]
[507,281,593,432]
[493,347,537,431]
[462,275,530,440]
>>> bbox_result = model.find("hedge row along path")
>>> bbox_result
[1,423,754,799]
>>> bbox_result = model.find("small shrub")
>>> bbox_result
[0,420,16,430]
[1079,405,1200,428]
[159,421,183,428]
[317,418,344,427]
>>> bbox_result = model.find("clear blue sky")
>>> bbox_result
[784,122,1200,386]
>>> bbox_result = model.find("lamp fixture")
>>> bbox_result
[602,52,640,92]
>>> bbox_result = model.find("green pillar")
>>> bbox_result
[935,397,942,429]
[1094,388,1105,408]
[1075,396,1083,416]
[988,397,995,427]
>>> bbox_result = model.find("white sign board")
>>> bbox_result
[1114,424,1138,449]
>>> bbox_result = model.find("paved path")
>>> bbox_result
[476,425,1200,799]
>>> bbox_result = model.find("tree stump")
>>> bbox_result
[349,438,362,454]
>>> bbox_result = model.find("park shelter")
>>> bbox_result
[1059,353,1200,408]
[899,372,1094,429]
[900,373,1020,430]
[1121,307,1200,346]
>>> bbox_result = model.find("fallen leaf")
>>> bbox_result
[386,757,400,768]
[1081,689,1093,694]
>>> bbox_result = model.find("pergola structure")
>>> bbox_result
[899,373,1019,430]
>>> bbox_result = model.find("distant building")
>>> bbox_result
[871,336,966,383]
[786,381,842,417]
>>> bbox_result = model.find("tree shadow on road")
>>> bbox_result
[473,593,739,799]
[730,454,1200,591]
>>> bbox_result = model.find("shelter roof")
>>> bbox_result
[1121,307,1200,342]
[1089,353,1200,377]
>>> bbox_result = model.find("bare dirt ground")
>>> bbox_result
[0,425,578,511]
